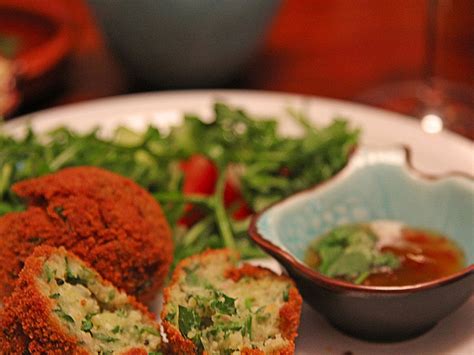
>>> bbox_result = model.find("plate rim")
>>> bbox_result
[2,89,472,148]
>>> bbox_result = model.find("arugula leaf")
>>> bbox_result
[0,103,359,266]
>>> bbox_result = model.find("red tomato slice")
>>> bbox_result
[178,154,252,226]
[178,155,218,226]
[180,154,219,195]
[224,176,253,220]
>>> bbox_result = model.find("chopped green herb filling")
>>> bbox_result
[54,307,75,324]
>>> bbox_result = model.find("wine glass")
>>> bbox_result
[357,0,474,138]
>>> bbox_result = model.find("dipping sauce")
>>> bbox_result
[305,221,466,286]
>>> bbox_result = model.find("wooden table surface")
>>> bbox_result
[4,0,474,138]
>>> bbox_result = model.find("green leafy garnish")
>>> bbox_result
[93,333,118,343]
[111,325,121,334]
[108,290,115,301]
[210,292,236,315]
[283,286,290,302]
[141,326,160,336]
[178,305,201,337]
[165,311,176,322]
[244,297,254,310]
[307,224,401,284]
[0,103,359,265]
[64,257,88,286]
[81,313,96,332]
[49,293,60,299]
[116,308,128,318]
[81,320,93,332]
[43,264,53,283]
[54,307,75,324]
[242,315,252,339]
[209,322,242,335]
[255,306,271,323]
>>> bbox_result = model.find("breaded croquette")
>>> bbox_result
[0,246,164,354]
[0,166,173,302]
[161,249,302,354]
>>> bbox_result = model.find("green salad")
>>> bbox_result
[0,103,359,264]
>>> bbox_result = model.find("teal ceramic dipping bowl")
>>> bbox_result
[249,146,474,341]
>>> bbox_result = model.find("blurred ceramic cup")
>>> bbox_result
[87,0,282,88]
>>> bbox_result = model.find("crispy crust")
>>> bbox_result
[0,166,173,302]
[161,249,302,355]
[162,250,237,355]
[0,245,161,354]
[0,297,29,355]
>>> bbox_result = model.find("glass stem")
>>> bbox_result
[424,0,439,86]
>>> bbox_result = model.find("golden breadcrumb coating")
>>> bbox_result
[0,246,162,354]
[162,249,302,355]
[0,166,173,302]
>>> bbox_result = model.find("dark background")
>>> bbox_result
[3,0,473,137]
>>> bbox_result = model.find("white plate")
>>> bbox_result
[3,90,473,354]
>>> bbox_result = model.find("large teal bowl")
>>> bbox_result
[249,146,474,341]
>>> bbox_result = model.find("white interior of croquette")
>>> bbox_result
[36,252,162,354]
[164,253,291,354]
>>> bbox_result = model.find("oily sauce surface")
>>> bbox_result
[363,228,465,286]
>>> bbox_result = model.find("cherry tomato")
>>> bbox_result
[224,177,253,220]
[178,154,252,226]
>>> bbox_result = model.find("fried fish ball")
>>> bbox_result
[0,166,173,302]
[161,249,302,355]
[0,246,164,354]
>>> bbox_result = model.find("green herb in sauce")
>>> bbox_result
[305,224,400,284]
